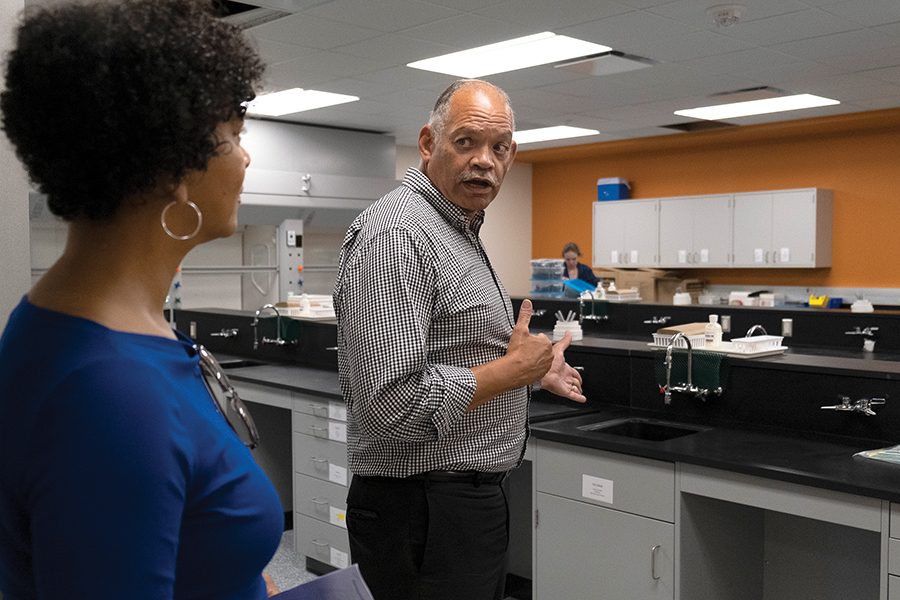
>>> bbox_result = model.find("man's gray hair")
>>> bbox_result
[427,79,515,139]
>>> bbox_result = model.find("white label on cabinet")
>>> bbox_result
[582,474,614,504]
[330,547,349,569]
[330,506,347,529]
[328,421,347,443]
[329,464,348,486]
[630,250,639,264]
[754,248,765,263]
[678,249,687,264]
[328,402,347,422]
[700,248,709,263]
[610,250,619,264]
[780,247,790,262]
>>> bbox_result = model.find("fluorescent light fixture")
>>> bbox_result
[247,88,359,116]
[407,32,611,78]
[513,125,599,145]
[674,93,839,121]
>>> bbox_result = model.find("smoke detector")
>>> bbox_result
[707,4,746,28]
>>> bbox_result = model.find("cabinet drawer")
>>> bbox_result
[294,471,348,528]
[232,381,291,409]
[292,432,349,486]
[891,538,900,576]
[294,512,351,569]
[891,575,900,600]
[535,439,674,522]
[891,503,900,539]
[293,392,347,422]
[292,412,348,443]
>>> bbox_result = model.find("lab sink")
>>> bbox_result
[578,417,709,442]
[219,359,266,369]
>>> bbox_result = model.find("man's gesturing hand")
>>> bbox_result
[506,299,553,387]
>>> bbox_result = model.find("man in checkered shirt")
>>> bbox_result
[334,79,586,600]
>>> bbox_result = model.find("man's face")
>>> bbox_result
[419,85,517,213]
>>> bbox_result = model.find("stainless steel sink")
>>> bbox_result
[578,417,709,442]
[219,359,266,369]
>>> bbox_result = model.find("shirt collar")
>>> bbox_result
[402,167,484,235]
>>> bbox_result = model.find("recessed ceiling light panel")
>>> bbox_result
[247,88,359,117]
[407,32,611,78]
[674,94,840,121]
[513,125,599,145]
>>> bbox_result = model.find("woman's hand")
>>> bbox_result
[264,572,280,597]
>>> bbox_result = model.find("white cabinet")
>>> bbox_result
[593,188,833,269]
[592,199,659,267]
[732,188,832,267]
[658,194,732,267]
[533,440,674,599]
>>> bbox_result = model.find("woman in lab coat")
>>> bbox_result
[0,1,283,598]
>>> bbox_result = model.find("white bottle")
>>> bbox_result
[705,314,723,348]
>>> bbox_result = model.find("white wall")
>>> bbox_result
[0,0,29,328]
[395,145,532,297]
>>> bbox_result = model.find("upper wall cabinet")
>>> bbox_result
[732,189,833,268]
[658,195,732,268]
[593,199,659,268]
[592,188,832,269]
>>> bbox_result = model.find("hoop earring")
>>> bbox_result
[161,200,203,241]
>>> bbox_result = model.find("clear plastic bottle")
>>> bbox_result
[705,314,723,348]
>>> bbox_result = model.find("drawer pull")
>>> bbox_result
[311,539,329,548]
[310,457,328,464]
[310,425,329,437]
[309,403,328,416]
[311,497,329,506]
[651,544,661,580]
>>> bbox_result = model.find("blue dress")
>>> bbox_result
[0,298,283,599]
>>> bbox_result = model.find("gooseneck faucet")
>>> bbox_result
[662,332,722,404]
[252,303,286,350]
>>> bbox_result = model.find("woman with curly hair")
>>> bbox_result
[0,1,284,598]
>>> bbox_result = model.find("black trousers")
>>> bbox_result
[346,472,510,600]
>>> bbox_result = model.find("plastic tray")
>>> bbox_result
[729,335,784,353]
[651,333,706,349]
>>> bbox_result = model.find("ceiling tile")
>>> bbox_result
[399,13,536,47]
[474,0,633,30]
[333,33,458,65]
[648,0,811,27]
[637,30,755,63]
[721,8,860,46]
[817,0,900,27]
[250,12,382,50]
[561,10,701,50]
[772,28,899,62]
[303,0,462,32]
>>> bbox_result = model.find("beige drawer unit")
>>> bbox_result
[292,412,347,443]
[890,503,900,599]
[535,439,675,522]
[294,471,348,529]
[292,432,349,486]
[293,392,347,422]
[294,512,351,570]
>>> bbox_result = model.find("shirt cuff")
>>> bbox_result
[429,365,477,438]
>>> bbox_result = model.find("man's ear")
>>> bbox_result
[418,124,434,170]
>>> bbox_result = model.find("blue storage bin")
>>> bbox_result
[597,177,630,201]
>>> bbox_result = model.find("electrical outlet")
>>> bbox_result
[782,318,793,337]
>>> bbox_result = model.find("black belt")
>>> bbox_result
[360,470,508,486]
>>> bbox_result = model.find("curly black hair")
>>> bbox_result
[0,0,265,221]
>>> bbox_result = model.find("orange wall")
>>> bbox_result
[519,108,900,288]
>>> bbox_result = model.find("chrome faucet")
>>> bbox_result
[821,395,886,417]
[252,303,291,350]
[643,316,671,325]
[210,328,239,339]
[745,324,768,337]
[663,332,722,405]
[845,326,879,337]
[579,293,608,322]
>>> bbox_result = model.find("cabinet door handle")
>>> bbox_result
[651,544,661,580]
[311,539,329,548]
[311,497,329,506]
[310,456,329,464]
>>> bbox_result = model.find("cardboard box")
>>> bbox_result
[608,269,704,303]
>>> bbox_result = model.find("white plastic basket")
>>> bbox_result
[729,335,784,353]
[651,333,706,349]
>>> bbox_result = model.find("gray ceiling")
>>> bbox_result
[29,0,900,150]
[233,0,900,149]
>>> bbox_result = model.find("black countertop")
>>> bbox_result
[215,338,900,503]
[531,408,900,503]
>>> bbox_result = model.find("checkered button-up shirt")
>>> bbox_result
[333,168,528,477]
